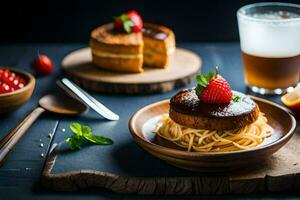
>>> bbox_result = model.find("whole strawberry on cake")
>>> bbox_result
[90,10,175,73]
[154,67,274,152]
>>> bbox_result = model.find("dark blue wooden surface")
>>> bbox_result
[0,43,295,200]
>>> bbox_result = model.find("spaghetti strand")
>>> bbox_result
[154,113,273,152]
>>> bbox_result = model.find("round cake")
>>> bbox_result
[169,89,260,130]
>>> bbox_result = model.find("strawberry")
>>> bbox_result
[114,18,124,32]
[126,10,143,32]
[114,10,143,33]
[196,70,233,104]
[31,54,53,76]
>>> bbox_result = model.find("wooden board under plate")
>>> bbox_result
[41,124,300,194]
[62,48,201,94]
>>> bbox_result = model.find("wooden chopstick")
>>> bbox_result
[0,114,31,149]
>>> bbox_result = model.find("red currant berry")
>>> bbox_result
[19,78,25,84]
[7,76,14,85]
[9,87,15,92]
[0,83,10,94]
[12,79,19,89]
[1,71,9,82]
[18,83,25,89]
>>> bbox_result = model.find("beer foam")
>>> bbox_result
[238,11,300,58]
[252,11,300,20]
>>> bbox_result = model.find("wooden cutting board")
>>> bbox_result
[62,48,201,94]
[41,122,300,195]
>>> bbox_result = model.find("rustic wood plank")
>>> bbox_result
[41,123,300,195]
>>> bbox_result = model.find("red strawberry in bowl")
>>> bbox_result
[196,68,233,104]
[114,10,143,33]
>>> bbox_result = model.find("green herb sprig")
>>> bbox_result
[66,123,113,150]
[115,14,134,33]
[232,94,241,102]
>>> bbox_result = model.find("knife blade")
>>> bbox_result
[59,78,119,121]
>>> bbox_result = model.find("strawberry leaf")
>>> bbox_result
[195,72,215,95]
[195,85,204,96]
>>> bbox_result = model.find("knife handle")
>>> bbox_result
[0,107,45,166]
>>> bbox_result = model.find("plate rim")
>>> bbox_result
[128,96,297,157]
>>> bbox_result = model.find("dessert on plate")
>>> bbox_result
[155,68,274,152]
[90,10,175,73]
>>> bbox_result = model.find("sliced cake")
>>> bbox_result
[90,10,176,73]
[90,23,144,73]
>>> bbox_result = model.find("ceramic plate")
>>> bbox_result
[129,97,296,172]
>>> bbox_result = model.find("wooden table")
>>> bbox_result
[0,43,298,200]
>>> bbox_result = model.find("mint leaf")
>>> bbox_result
[65,123,113,150]
[66,134,82,150]
[84,134,114,145]
[81,125,91,136]
[120,14,129,22]
[70,123,82,135]
[115,13,134,33]
[232,95,241,102]
[123,20,133,33]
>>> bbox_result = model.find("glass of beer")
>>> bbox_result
[237,2,300,95]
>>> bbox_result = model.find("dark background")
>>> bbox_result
[0,0,299,43]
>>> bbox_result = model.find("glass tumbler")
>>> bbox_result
[237,2,300,95]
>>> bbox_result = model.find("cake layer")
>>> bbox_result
[92,53,143,73]
[143,23,176,68]
[90,39,143,55]
[143,50,169,68]
[92,49,142,59]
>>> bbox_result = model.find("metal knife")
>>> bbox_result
[59,78,119,121]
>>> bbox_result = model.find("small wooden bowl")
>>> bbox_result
[0,67,35,114]
[129,97,297,172]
